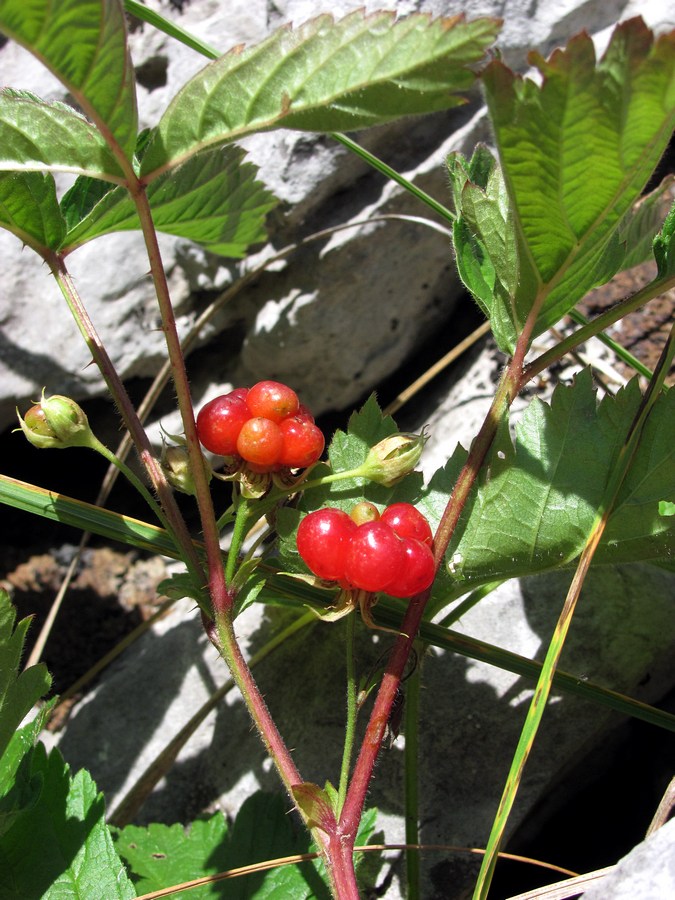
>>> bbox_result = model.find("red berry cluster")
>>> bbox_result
[297,502,435,598]
[196,381,324,472]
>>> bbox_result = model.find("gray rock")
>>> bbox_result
[583,819,675,900]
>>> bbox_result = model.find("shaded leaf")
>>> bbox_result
[0,594,51,767]
[61,146,277,258]
[0,89,125,181]
[116,791,329,899]
[481,18,675,348]
[653,200,675,278]
[0,744,135,899]
[141,10,499,177]
[0,171,65,253]
[442,372,674,591]
[617,178,675,272]
[0,0,138,159]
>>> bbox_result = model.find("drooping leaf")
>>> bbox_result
[442,372,674,592]
[61,146,277,257]
[0,89,126,181]
[0,0,138,160]
[480,18,675,349]
[448,145,521,351]
[0,744,135,899]
[140,11,500,178]
[0,171,65,253]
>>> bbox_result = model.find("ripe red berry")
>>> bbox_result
[384,538,435,597]
[343,521,406,593]
[297,508,357,582]
[278,416,325,468]
[381,502,433,546]
[236,417,283,468]
[197,391,251,456]
[246,380,299,423]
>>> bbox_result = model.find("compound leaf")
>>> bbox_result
[0,0,138,160]
[481,18,675,349]
[0,89,126,182]
[141,10,499,178]
[0,171,65,255]
[0,744,135,899]
[61,145,277,257]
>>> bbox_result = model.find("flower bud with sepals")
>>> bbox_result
[17,393,98,450]
[359,430,427,487]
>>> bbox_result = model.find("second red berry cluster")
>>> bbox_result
[297,502,435,598]
[197,380,324,472]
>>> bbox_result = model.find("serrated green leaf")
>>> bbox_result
[481,18,675,348]
[116,791,334,899]
[442,371,674,591]
[0,89,126,181]
[0,171,66,252]
[61,146,277,257]
[141,11,499,177]
[0,0,138,160]
[448,145,520,351]
[0,701,55,838]
[0,744,135,899]
[0,594,51,768]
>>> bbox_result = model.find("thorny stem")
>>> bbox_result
[127,182,229,612]
[338,301,541,865]
[46,253,202,579]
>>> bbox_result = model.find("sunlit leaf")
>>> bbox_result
[0,0,138,160]
[0,171,65,253]
[141,10,500,177]
[0,89,126,181]
[481,18,675,348]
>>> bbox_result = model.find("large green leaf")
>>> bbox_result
[0,0,138,161]
[0,89,126,182]
[61,145,277,257]
[0,744,135,899]
[443,372,675,591]
[140,10,500,178]
[481,18,675,349]
[0,171,65,254]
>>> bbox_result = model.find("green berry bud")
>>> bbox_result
[17,393,95,449]
[360,431,427,486]
[161,445,212,496]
